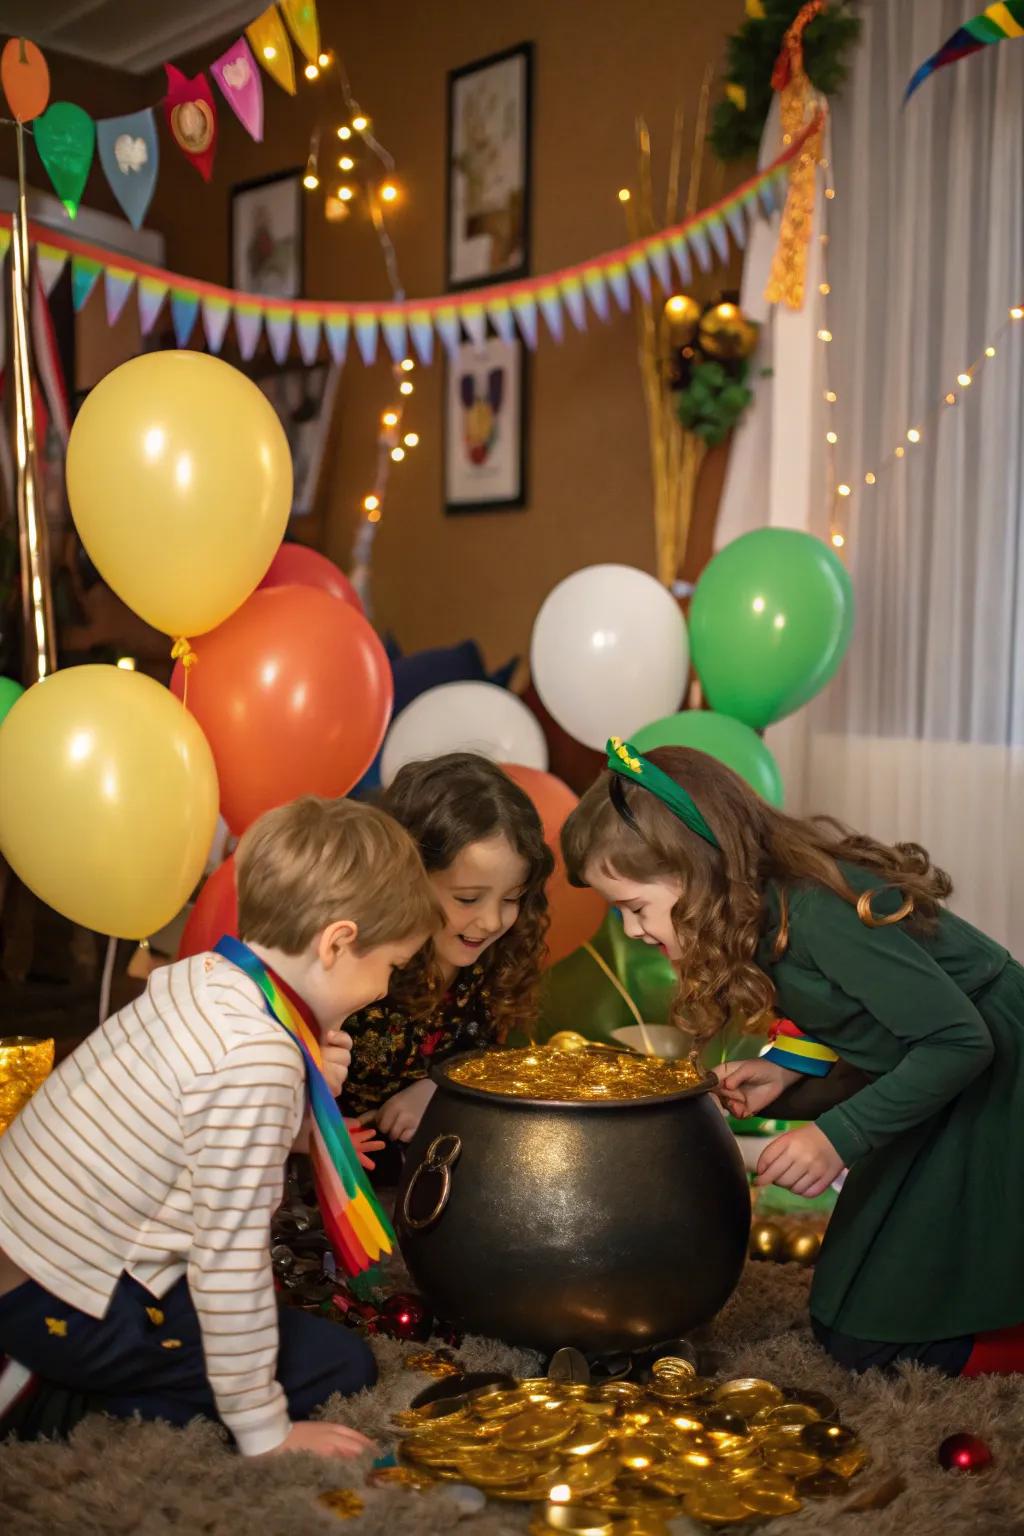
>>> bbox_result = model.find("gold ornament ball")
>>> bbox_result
[698,301,760,360]
[786,1229,823,1267]
[663,293,702,346]
[749,1220,786,1261]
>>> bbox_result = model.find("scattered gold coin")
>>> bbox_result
[318,1489,364,1519]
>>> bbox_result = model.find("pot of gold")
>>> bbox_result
[395,1044,749,1354]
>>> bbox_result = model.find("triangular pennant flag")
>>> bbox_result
[380,311,408,361]
[280,0,320,65]
[606,262,631,313]
[211,37,263,142]
[96,108,159,230]
[70,255,101,312]
[408,308,434,363]
[582,267,610,322]
[627,254,652,302]
[668,236,693,288]
[35,242,67,297]
[760,177,782,217]
[266,309,293,363]
[688,225,712,273]
[707,215,730,266]
[247,6,296,95]
[234,303,263,360]
[538,286,564,342]
[461,304,487,347]
[164,66,217,182]
[34,101,95,217]
[724,201,747,250]
[486,296,515,343]
[354,314,378,365]
[324,315,349,364]
[560,275,587,331]
[138,275,168,335]
[646,240,672,294]
[171,289,200,347]
[202,295,232,354]
[510,294,538,349]
[434,306,461,354]
[296,314,321,364]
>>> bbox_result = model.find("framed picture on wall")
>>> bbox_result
[254,363,340,517]
[445,332,527,514]
[230,169,303,298]
[447,43,532,290]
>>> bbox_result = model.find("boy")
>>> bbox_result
[0,796,438,1458]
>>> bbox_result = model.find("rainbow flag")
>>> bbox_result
[215,936,394,1275]
[906,1,1024,99]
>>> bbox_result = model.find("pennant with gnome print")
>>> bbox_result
[247,6,297,95]
[211,36,263,142]
[280,0,320,67]
[163,65,218,181]
[96,108,159,230]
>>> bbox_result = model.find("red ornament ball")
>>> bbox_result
[380,1293,433,1343]
[938,1433,994,1474]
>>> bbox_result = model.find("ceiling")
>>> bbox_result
[1,1,265,74]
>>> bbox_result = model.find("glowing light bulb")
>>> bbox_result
[304,62,319,80]
[380,182,398,203]
[352,114,369,132]
[337,125,352,140]
[895,446,905,458]
[318,51,331,67]
[985,346,996,358]
[338,185,354,202]
[303,153,319,190]
[819,282,831,295]
[338,155,355,171]
[824,389,837,403]
[957,372,972,386]
[363,494,380,512]
[837,483,851,497]
[831,532,845,548]
[752,596,766,614]
[907,428,921,443]
[865,472,876,485]
[403,432,419,447]
[400,358,415,372]
[263,45,277,60]
[1011,307,1024,320]
[382,410,399,427]
[825,187,836,200]
[116,656,137,670]
[817,328,833,342]
[391,446,406,463]
[367,507,382,523]
[945,392,957,405]
[617,188,631,203]
[399,380,414,396]
[826,430,838,444]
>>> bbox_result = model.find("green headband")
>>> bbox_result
[606,737,719,849]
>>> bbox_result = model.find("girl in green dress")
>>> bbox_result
[562,738,1024,1377]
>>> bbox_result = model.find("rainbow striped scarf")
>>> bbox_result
[215,936,393,1275]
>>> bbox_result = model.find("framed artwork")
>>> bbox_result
[254,363,340,517]
[230,168,303,299]
[447,43,532,290]
[445,333,527,514]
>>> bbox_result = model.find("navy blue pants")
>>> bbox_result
[0,1271,376,1445]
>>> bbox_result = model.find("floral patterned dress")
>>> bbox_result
[340,965,498,1119]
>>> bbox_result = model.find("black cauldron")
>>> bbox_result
[395,1051,750,1355]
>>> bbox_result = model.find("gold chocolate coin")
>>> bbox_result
[714,1377,784,1415]
[473,1389,531,1420]
[532,1505,617,1536]
[797,1466,850,1499]
[801,1421,858,1458]
[550,1452,622,1497]
[651,1355,696,1379]
[366,1465,433,1490]
[562,1425,612,1457]
[454,1450,536,1486]
[683,1484,757,1527]
[829,1443,869,1479]
[648,1373,710,1402]
[664,1409,705,1434]
[594,1380,644,1406]
[318,1489,364,1518]
[753,1400,820,1428]
[619,1515,671,1536]
[392,1392,469,1427]
[737,1470,804,1516]
[763,1445,823,1478]
[500,1408,578,1452]
[615,1435,664,1470]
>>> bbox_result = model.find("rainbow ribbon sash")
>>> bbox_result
[215,935,393,1274]
[762,1018,839,1079]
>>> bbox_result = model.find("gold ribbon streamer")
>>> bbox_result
[171,637,197,708]
[765,0,826,311]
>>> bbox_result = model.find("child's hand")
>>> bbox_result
[267,1421,376,1459]
[345,1119,385,1171]
[321,1030,353,1098]
[359,1080,436,1143]
[714,1058,802,1118]
[755,1123,844,1198]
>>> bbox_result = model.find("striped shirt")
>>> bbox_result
[0,953,305,1455]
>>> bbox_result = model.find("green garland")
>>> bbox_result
[709,1,861,164]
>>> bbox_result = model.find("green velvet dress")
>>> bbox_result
[756,868,1023,1343]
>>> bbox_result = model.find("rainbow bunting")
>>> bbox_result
[668,236,693,287]
[582,268,610,321]
[324,315,349,363]
[906,1,1024,99]
[36,242,67,297]
[510,293,538,348]
[646,239,672,294]
[486,295,515,343]
[353,314,378,365]
[708,217,730,265]
[689,226,713,274]
[202,294,232,353]
[380,310,408,361]
[137,275,168,334]
[234,302,263,360]
[104,267,135,326]
[215,936,393,1274]
[71,255,102,312]
[434,305,461,353]
[296,313,322,364]
[627,251,652,302]
[537,284,563,342]
[461,304,486,346]
[561,274,586,331]
[265,308,293,363]
[408,308,434,362]
[606,262,631,313]
[171,289,199,346]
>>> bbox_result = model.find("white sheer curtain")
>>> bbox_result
[726,0,1024,953]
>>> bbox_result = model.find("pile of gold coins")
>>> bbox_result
[446,1045,704,1103]
[391,1358,867,1531]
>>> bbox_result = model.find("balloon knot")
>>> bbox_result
[171,637,197,671]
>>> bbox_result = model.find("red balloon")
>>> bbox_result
[172,587,393,835]
[260,543,364,614]
[178,856,238,959]
[501,763,606,968]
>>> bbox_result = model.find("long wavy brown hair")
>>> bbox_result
[562,746,952,1043]
[376,754,553,1038]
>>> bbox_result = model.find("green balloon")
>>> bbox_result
[0,677,24,729]
[690,528,854,730]
[632,709,783,806]
[534,911,679,1046]
[34,102,96,219]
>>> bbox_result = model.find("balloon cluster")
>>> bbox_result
[665,295,761,447]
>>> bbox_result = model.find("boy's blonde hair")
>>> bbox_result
[236,796,440,955]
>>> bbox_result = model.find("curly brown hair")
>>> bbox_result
[376,753,553,1039]
[562,745,952,1044]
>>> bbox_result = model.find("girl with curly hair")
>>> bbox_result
[562,738,1024,1379]
[344,753,553,1151]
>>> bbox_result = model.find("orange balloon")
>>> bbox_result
[501,763,606,968]
[178,857,238,959]
[1,38,50,123]
[171,587,393,834]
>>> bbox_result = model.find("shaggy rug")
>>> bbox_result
[1,1261,1023,1536]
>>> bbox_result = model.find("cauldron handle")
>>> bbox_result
[401,1133,462,1231]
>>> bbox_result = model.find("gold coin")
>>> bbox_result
[490,1472,568,1502]
[797,1467,849,1498]
[562,1426,612,1457]
[647,1373,711,1402]
[763,1446,823,1477]
[534,1505,617,1536]
[619,1409,663,1430]
[366,1465,433,1489]
[473,1388,531,1420]
[500,1408,579,1452]
[400,1440,464,1469]
[575,1397,619,1421]
[801,1421,858,1458]
[702,1407,750,1436]
[714,1377,784,1415]
[619,1515,671,1536]
[780,1385,840,1420]
[683,1485,756,1526]
[829,1443,869,1479]
[615,1435,664,1471]
[646,1464,702,1496]
[753,1401,820,1428]
[737,1471,803,1516]
[454,1450,536,1486]
[651,1355,696,1379]
[549,1452,621,1497]
[594,1381,644,1406]
[664,1410,705,1434]
[392,1393,470,1428]
[318,1489,364,1518]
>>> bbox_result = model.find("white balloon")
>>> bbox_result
[381,682,548,787]
[530,564,689,751]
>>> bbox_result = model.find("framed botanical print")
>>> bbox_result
[446,43,532,290]
[445,333,527,513]
[230,168,303,299]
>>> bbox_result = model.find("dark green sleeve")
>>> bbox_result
[763,1059,874,1120]
[790,888,995,1165]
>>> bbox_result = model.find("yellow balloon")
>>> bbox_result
[66,352,292,638]
[0,666,218,939]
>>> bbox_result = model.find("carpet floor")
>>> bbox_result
[1,1261,1023,1536]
